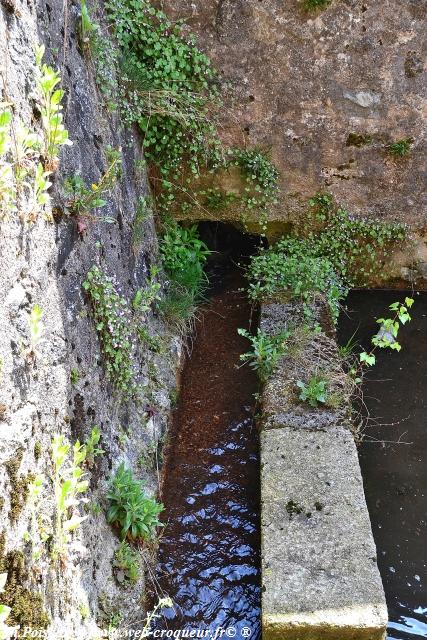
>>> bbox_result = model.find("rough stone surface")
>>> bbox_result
[164,0,426,276]
[0,2,180,637]
[260,301,352,431]
[259,300,387,639]
[261,427,387,640]
[163,0,426,225]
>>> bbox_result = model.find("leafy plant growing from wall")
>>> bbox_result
[35,45,72,170]
[51,435,89,560]
[64,146,121,233]
[0,104,16,219]
[83,266,135,395]
[113,540,140,584]
[25,304,44,360]
[357,298,414,373]
[246,193,409,325]
[159,220,211,331]
[107,463,164,542]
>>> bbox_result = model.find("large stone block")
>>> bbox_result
[261,426,387,640]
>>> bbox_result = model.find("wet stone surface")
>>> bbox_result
[152,271,261,638]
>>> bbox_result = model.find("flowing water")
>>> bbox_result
[152,269,261,638]
[338,290,427,640]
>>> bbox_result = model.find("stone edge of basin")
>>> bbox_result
[259,299,388,640]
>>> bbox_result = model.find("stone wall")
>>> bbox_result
[163,0,426,276]
[0,1,179,637]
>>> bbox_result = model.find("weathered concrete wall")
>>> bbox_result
[163,0,426,223]
[0,1,179,637]
[259,301,388,639]
[163,0,426,275]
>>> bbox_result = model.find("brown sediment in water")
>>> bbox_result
[152,270,261,637]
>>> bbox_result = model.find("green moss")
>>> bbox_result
[346,133,372,147]
[34,441,42,461]
[304,0,331,10]
[5,449,35,522]
[0,539,50,630]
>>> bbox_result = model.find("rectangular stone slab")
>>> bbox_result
[261,426,388,640]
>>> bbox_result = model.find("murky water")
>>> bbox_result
[152,270,261,638]
[338,290,427,640]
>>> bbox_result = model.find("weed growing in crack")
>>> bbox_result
[64,146,121,233]
[132,267,162,314]
[238,328,290,383]
[297,376,329,407]
[113,540,140,584]
[388,138,413,157]
[303,0,331,10]
[79,0,119,110]
[51,435,89,561]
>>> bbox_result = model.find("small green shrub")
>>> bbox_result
[113,540,140,583]
[297,376,329,407]
[83,266,135,395]
[238,328,290,383]
[159,220,210,330]
[160,220,210,293]
[107,463,164,541]
[388,138,412,157]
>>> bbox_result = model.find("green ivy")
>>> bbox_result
[247,237,347,324]
[246,193,408,324]
[295,193,408,287]
[105,0,220,176]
